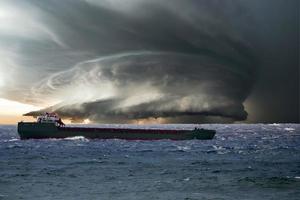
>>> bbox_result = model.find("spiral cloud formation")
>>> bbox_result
[0,0,298,123]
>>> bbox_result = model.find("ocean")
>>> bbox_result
[0,124,299,200]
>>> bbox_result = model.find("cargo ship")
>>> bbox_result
[18,113,216,140]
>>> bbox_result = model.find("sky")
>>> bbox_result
[0,0,299,124]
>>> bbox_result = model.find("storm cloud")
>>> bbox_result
[0,0,298,123]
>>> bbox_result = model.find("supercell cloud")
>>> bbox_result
[0,0,298,123]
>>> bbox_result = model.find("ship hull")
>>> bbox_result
[17,122,216,140]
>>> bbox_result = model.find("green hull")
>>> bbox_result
[17,122,216,140]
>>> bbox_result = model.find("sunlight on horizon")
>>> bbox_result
[0,98,42,124]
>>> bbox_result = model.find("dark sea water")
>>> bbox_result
[0,124,300,200]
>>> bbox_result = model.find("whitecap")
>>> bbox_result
[8,138,19,142]
[217,151,229,155]
[269,123,280,126]
[65,136,89,141]
[176,146,191,151]
[213,145,225,150]
[284,128,295,132]
[3,138,19,142]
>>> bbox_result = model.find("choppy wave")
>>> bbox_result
[0,124,299,199]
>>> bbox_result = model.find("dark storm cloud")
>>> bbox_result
[26,50,255,122]
[1,0,298,123]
